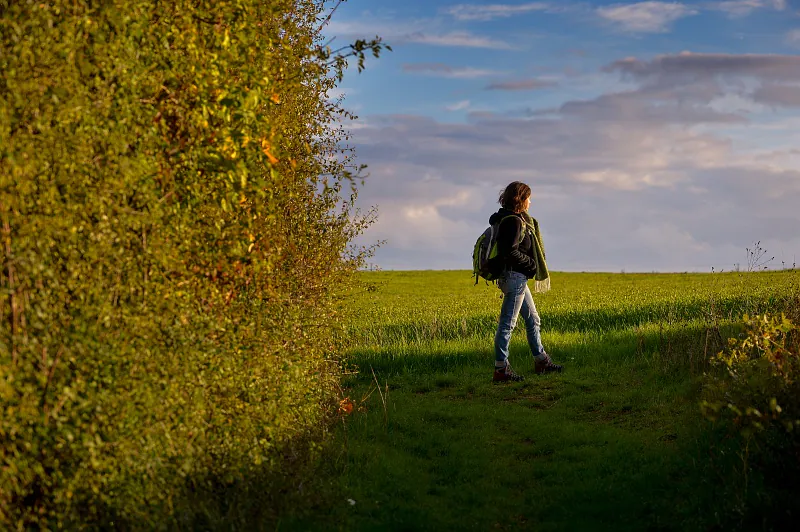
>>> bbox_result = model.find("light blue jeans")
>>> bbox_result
[495,271,546,364]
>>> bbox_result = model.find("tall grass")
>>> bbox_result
[345,271,798,372]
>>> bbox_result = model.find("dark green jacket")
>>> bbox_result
[487,208,537,278]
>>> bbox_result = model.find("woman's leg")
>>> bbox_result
[519,285,546,358]
[494,272,527,365]
[520,287,563,373]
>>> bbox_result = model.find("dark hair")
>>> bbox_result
[499,181,531,213]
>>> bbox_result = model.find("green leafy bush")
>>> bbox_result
[1,0,384,527]
[701,312,800,528]
[701,313,800,436]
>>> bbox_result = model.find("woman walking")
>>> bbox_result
[489,181,562,382]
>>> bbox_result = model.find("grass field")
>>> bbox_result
[290,270,800,531]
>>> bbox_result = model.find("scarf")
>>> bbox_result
[521,212,550,293]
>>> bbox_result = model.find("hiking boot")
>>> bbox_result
[493,363,525,382]
[535,353,563,375]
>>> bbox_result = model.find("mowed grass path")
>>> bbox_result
[292,271,800,531]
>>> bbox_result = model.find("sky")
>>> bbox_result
[322,0,800,272]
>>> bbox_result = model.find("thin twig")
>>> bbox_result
[42,346,64,422]
[2,210,17,365]
[317,0,344,34]
[158,190,176,203]
[370,365,388,431]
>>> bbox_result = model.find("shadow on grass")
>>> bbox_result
[331,320,800,532]
[350,293,790,347]
[346,320,740,380]
[311,329,757,531]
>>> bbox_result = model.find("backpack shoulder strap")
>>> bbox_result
[498,214,526,244]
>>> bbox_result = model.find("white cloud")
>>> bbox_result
[606,52,800,112]
[485,78,558,91]
[443,0,789,27]
[356,178,483,266]
[348,53,800,271]
[353,116,800,270]
[325,86,359,101]
[787,29,800,46]
[444,2,554,21]
[445,100,471,112]
[324,18,417,40]
[752,84,800,107]
[402,63,503,78]
[712,0,770,17]
[607,52,800,82]
[326,15,515,50]
[597,2,699,33]
[405,31,514,49]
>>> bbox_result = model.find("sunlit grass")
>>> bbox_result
[347,270,797,347]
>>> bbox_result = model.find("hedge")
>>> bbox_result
[0,0,382,527]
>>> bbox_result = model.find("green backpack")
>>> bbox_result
[472,215,523,284]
